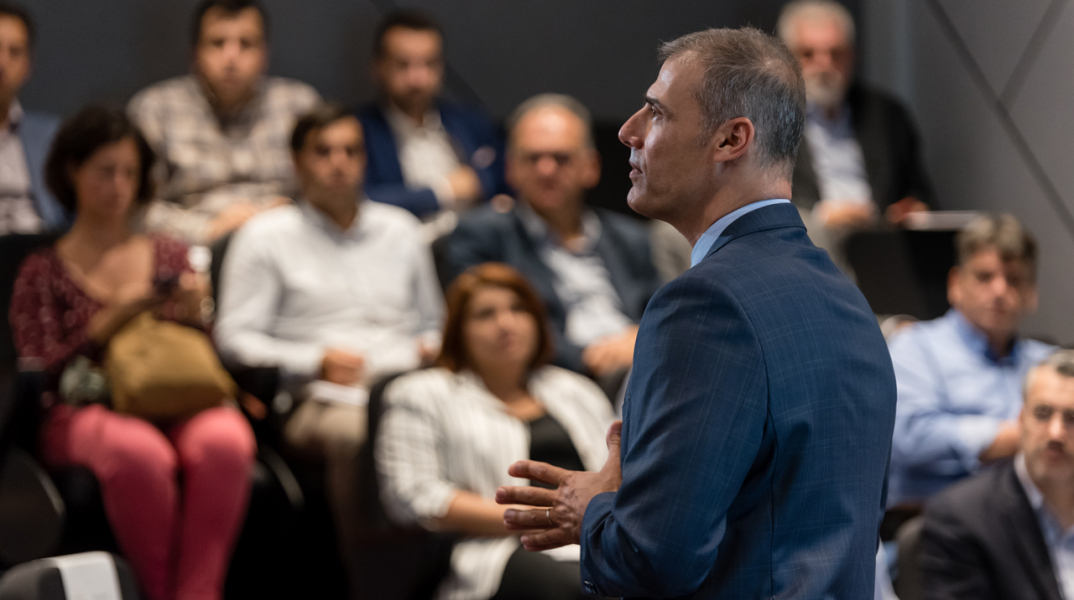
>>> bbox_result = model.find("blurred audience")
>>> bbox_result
[0,2,65,234]
[214,103,444,589]
[888,214,1054,505]
[8,106,254,600]
[446,94,660,380]
[920,349,1074,600]
[377,263,614,600]
[778,0,931,264]
[356,9,504,224]
[128,0,320,245]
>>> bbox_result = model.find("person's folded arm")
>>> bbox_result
[579,276,767,598]
[889,334,1000,476]
[376,376,462,529]
[213,226,324,379]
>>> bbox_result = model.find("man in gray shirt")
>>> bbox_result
[0,2,64,234]
[215,104,443,593]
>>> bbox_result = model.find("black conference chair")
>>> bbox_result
[351,370,455,600]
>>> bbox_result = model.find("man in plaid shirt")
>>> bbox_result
[129,0,320,245]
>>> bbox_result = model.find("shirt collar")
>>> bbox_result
[298,197,364,238]
[384,102,444,137]
[6,99,23,132]
[947,308,1022,364]
[690,199,790,267]
[516,202,601,254]
[806,101,852,128]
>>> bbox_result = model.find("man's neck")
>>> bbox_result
[199,77,256,120]
[1039,479,1074,530]
[529,200,584,247]
[0,96,16,130]
[389,98,432,127]
[676,178,792,246]
[310,194,359,230]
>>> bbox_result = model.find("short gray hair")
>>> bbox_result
[957,214,1038,281]
[777,0,856,48]
[1025,350,1074,398]
[506,93,594,150]
[658,27,805,179]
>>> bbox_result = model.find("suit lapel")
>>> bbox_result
[508,210,566,319]
[999,465,1064,600]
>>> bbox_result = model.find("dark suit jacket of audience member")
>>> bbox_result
[920,459,1063,600]
[20,111,68,231]
[355,101,506,219]
[791,84,934,212]
[446,204,661,374]
[578,203,896,599]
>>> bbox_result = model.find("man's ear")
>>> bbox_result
[582,148,601,189]
[712,117,755,164]
[947,266,962,307]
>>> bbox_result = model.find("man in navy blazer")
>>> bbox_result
[446,94,661,377]
[497,27,896,599]
[0,2,65,233]
[356,10,504,219]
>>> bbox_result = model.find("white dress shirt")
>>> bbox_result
[214,199,444,387]
[0,101,41,234]
[385,104,461,207]
[377,366,614,600]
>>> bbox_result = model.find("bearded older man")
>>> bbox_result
[778,0,932,231]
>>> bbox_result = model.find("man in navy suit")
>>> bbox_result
[356,10,504,220]
[0,2,64,233]
[497,27,896,599]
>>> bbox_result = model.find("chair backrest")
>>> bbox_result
[354,370,455,600]
[209,232,233,305]
[894,515,926,600]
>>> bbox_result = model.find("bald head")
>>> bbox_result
[505,94,600,216]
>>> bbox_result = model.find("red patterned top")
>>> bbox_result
[9,235,193,381]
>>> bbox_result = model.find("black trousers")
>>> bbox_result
[489,545,608,600]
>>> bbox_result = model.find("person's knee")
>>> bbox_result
[176,408,256,472]
[95,417,178,484]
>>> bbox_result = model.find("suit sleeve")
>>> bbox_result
[579,275,767,598]
[897,102,935,207]
[919,500,998,600]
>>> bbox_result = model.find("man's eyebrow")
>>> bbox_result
[645,95,670,114]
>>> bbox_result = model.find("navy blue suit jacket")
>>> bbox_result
[355,101,505,218]
[21,111,67,231]
[580,203,896,599]
[445,204,661,373]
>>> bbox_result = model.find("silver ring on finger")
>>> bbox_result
[546,508,553,526]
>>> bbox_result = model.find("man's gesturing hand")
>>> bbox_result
[496,421,622,551]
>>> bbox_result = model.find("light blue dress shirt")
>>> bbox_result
[887,309,1055,505]
[1016,453,1074,600]
[804,103,873,203]
[690,199,791,267]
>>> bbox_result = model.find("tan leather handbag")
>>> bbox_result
[105,312,236,420]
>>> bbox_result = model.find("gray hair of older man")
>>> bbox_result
[1024,349,1074,398]
[777,0,857,48]
[505,93,595,151]
[657,27,805,180]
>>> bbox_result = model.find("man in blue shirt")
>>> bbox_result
[920,349,1074,600]
[888,214,1054,506]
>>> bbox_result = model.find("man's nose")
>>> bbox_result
[535,155,558,176]
[619,108,646,148]
[1049,415,1067,439]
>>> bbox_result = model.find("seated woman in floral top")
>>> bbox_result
[9,106,254,600]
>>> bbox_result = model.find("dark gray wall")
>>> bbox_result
[19,0,860,121]
[861,0,1074,344]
